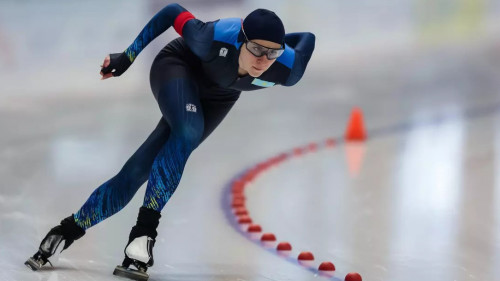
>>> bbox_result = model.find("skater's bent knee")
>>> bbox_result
[172,124,203,148]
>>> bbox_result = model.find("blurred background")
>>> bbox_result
[1,1,500,281]
[1,0,499,100]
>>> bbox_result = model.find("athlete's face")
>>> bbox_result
[239,39,282,77]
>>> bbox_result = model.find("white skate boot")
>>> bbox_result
[113,207,161,281]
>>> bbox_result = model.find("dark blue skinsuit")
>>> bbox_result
[73,3,316,229]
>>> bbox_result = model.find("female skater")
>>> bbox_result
[25,3,315,280]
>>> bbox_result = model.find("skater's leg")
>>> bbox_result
[119,89,241,270]
[115,77,203,278]
[73,119,171,230]
[144,77,204,211]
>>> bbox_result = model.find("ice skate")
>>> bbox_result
[25,215,85,271]
[113,235,155,281]
[113,207,161,281]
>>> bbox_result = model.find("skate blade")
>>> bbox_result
[24,257,42,271]
[113,265,149,281]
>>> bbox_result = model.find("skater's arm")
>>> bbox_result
[284,32,315,54]
[100,3,212,78]
[125,3,194,63]
[282,32,316,86]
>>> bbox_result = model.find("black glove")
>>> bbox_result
[100,52,132,77]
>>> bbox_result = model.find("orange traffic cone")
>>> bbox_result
[345,107,367,141]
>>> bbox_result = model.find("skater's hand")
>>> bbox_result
[100,52,132,80]
[100,55,112,80]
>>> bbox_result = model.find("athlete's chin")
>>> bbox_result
[249,70,264,77]
[249,72,261,78]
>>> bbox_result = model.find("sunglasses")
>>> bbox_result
[241,24,285,60]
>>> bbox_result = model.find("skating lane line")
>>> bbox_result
[220,101,500,280]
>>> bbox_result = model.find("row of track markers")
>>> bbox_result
[227,108,366,281]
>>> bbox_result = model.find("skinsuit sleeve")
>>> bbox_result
[282,32,316,86]
[125,3,214,63]
[101,3,214,76]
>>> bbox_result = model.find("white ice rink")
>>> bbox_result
[1,0,500,280]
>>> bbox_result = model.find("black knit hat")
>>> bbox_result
[242,9,285,46]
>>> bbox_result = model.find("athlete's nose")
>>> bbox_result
[256,56,269,64]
